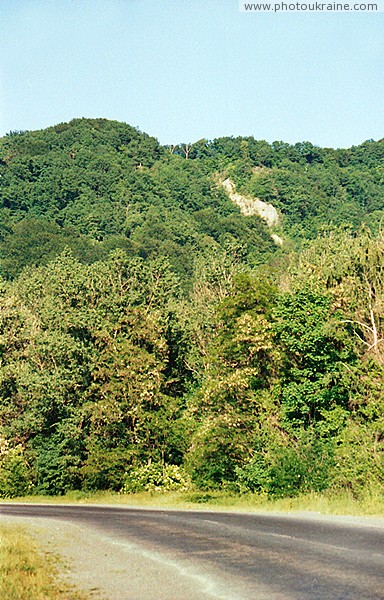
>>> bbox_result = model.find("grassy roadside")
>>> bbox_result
[2,488,384,517]
[0,524,87,600]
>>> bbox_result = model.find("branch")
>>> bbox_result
[352,330,370,347]
[367,338,384,352]
[370,307,378,349]
[341,319,374,333]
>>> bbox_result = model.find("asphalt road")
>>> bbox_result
[1,503,383,600]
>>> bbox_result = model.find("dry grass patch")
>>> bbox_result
[0,524,87,600]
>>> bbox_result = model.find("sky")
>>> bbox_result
[0,0,383,148]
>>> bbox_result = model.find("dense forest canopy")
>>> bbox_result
[0,118,383,497]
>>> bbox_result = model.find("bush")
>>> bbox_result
[82,447,131,492]
[236,433,335,498]
[122,463,190,493]
[331,423,384,497]
[33,440,82,495]
[0,440,35,498]
[185,415,250,490]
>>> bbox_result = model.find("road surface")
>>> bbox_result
[1,503,383,599]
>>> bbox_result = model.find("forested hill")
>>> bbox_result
[0,118,275,281]
[1,118,383,280]
[0,118,383,499]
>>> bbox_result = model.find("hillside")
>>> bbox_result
[0,119,383,499]
[1,119,383,281]
[0,119,277,281]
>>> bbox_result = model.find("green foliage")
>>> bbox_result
[82,447,132,492]
[0,119,383,500]
[0,216,104,282]
[331,422,384,497]
[0,438,34,498]
[122,463,190,493]
[0,118,277,282]
[236,432,335,497]
[0,249,190,494]
[33,436,83,496]
[185,411,254,489]
[274,288,355,427]
[184,247,383,495]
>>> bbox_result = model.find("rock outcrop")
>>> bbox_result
[222,178,282,245]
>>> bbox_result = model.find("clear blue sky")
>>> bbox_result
[0,0,383,148]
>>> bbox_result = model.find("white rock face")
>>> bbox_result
[271,233,283,246]
[222,179,280,228]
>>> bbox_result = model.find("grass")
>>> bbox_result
[3,487,384,517]
[0,524,87,600]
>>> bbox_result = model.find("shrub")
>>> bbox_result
[33,439,82,495]
[236,433,335,498]
[331,423,384,497]
[122,463,190,493]
[0,439,35,498]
